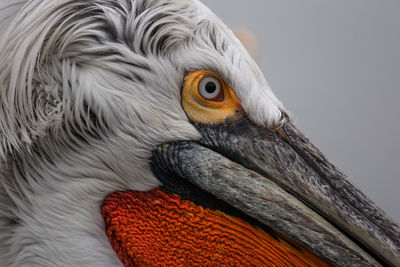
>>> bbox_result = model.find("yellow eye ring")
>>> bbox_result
[181,70,243,124]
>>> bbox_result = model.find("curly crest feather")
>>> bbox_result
[0,0,285,266]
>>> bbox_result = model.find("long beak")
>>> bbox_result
[151,118,400,266]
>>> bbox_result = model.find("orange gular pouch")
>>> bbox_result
[102,188,330,267]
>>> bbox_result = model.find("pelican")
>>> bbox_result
[0,0,399,266]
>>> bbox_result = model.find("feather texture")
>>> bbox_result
[0,0,285,265]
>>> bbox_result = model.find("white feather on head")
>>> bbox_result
[0,0,286,266]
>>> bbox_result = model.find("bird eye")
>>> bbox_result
[198,77,222,101]
[182,70,243,124]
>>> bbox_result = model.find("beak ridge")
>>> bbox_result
[152,118,400,266]
[280,121,400,265]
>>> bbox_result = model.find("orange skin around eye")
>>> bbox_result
[182,70,244,124]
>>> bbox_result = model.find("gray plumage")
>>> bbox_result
[0,0,285,266]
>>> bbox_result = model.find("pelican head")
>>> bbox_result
[0,0,399,266]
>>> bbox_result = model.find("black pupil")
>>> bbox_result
[205,81,217,94]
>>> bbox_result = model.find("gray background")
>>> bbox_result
[201,0,400,222]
